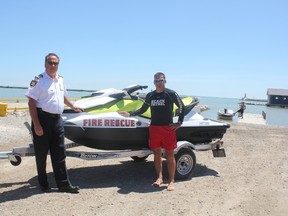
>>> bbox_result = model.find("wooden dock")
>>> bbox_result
[237,113,266,125]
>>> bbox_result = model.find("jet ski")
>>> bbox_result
[62,85,230,150]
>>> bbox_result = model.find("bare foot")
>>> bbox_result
[167,182,175,191]
[152,178,163,187]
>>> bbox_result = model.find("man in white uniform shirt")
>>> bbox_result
[25,53,82,193]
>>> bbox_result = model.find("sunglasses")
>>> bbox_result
[47,61,59,66]
[154,79,165,83]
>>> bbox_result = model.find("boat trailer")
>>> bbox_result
[0,122,226,180]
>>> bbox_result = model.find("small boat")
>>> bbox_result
[217,109,234,120]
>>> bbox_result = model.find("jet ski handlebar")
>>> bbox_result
[123,85,148,95]
[109,85,148,100]
[122,85,148,100]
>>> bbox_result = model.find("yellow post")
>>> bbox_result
[0,103,8,116]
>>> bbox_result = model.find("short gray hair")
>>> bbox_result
[45,53,60,63]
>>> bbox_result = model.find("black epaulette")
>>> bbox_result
[58,74,63,78]
[35,74,43,79]
[30,74,43,87]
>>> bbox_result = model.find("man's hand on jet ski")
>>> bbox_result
[71,106,84,113]
[169,122,182,131]
[118,111,130,118]
[65,96,84,112]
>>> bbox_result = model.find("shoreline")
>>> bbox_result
[1,102,287,128]
[1,95,288,127]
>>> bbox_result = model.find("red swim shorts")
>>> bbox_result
[149,125,177,150]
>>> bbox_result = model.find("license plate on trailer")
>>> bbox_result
[212,148,226,157]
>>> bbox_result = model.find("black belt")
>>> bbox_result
[37,108,60,118]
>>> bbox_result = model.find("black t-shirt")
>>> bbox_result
[130,88,185,125]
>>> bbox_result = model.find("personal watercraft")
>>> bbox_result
[62,85,230,150]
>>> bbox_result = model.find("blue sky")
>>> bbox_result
[0,0,287,99]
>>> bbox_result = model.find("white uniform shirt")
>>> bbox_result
[25,71,68,114]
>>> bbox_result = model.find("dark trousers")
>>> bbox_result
[32,111,70,188]
[236,108,244,117]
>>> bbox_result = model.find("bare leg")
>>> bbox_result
[165,149,176,191]
[152,148,163,186]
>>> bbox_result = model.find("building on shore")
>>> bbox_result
[266,88,288,107]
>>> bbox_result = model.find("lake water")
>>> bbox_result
[197,96,288,127]
[1,87,287,127]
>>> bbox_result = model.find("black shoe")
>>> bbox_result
[40,186,53,193]
[58,185,80,193]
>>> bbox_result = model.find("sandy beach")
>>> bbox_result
[0,109,288,216]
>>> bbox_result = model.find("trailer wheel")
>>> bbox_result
[131,155,149,162]
[175,148,196,180]
[10,155,22,166]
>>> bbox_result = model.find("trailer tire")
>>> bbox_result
[175,148,196,180]
[10,155,22,166]
[131,155,149,162]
